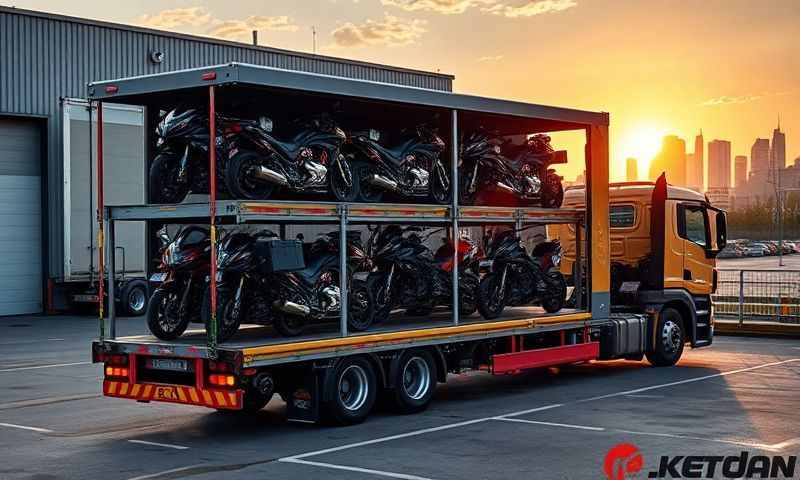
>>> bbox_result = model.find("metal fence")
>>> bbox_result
[713,270,800,324]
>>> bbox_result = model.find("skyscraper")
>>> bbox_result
[708,139,731,189]
[751,138,770,173]
[649,135,686,185]
[687,131,704,192]
[734,155,747,187]
[626,157,638,182]
[771,121,786,171]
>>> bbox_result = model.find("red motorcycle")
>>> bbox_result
[146,226,210,340]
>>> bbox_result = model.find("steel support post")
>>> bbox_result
[96,101,105,340]
[575,221,583,310]
[107,215,116,339]
[738,270,744,325]
[339,205,349,337]
[450,109,459,325]
[208,86,219,359]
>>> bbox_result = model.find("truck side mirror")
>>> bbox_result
[715,211,727,250]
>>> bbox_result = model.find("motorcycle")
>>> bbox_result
[200,230,278,343]
[459,131,566,208]
[366,225,478,323]
[477,229,567,319]
[224,114,357,201]
[149,108,233,204]
[347,124,450,204]
[146,226,210,340]
[269,231,375,336]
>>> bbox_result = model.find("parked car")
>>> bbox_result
[745,244,769,257]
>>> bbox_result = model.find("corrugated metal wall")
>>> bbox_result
[0,9,452,280]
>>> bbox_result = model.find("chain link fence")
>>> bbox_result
[713,270,800,324]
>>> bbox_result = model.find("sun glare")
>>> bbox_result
[618,125,667,177]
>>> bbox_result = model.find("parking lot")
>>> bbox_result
[1,315,799,480]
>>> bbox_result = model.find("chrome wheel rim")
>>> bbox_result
[661,319,681,353]
[402,357,431,401]
[339,365,369,411]
[129,289,146,312]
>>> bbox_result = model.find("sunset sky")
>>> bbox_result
[8,0,798,182]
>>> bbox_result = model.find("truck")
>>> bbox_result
[552,176,727,365]
[88,63,724,425]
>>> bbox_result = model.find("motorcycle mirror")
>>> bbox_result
[259,116,273,132]
[369,129,380,141]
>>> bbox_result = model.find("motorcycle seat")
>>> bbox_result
[364,137,420,164]
[268,131,312,160]
[295,253,335,284]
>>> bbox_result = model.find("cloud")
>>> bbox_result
[382,0,577,17]
[478,54,504,61]
[482,0,578,18]
[331,14,427,47]
[137,7,212,29]
[380,0,493,15]
[699,94,764,107]
[137,7,298,42]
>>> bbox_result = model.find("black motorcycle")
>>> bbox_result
[366,225,478,323]
[477,230,567,319]
[201,230,278,342]
[347,125,450,204]
[224,115,356,201]
[149,108,232,204]
[269,232,375,336]
[146,226,211,340]
[459,132,566,208]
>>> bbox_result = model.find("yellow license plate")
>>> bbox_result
[154,386,179,401]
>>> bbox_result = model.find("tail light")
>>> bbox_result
[208,374,235,387]
[103,354,130,379]
[105,366,130,378]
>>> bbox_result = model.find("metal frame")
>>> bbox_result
[93,63,599,360]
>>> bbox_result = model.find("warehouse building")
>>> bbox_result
[0,6,453,316]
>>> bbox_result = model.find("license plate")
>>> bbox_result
[150,273,166,282]
[72,294,98,303]
[153,386,179,401]
[146,358,189,372]
[619,281,640,294]
[352,272,370,281]
[479,260,494,268]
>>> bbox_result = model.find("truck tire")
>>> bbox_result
[390,350,437,414]
[646,307,685,367]
[120,280,148,317]
[322,356,377,425]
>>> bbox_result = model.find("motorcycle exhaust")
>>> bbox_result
[495,182,516,194]
[367,174,399,192]
[253,166,289,186]
[273,300,311,316]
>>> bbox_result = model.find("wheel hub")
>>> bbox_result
[661,320,681,353]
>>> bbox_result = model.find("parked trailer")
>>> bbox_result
[88,63,703,425]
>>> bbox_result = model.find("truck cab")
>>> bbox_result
[552,174,727,364]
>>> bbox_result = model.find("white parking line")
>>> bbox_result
[127,464,206,480]
[0,361,91,373]
[280,458,436,480]
[0,338,65,346]
[493,417,605,431]
[127,439,190,450]
[0,422,53,433]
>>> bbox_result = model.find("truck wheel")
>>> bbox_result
[146,289,190,340]
[322,356,377,425]
[120,280,148,317]
[390,350,437,414]
[646,307,685,367]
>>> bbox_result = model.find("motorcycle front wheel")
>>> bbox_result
[458,172,477,206]
[201,286,241,343]
[459,272,480,316]
[329,153,359,202]
[149,153,190,204]
[347,280,375,331]
[226,151,277,200]
[367,273,392,323]
[429,161,451,205]
[477,272,507,320]
[146,288,190,340]
[541,271,567,313]
[540,172,564,208]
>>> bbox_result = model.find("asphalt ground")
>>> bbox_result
[1,315,799,479]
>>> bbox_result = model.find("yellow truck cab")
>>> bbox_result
[552,174,727,364]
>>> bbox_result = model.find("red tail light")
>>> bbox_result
[201,71,217,81]
[105,85,119,94]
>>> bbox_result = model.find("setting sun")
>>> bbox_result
[617,125,668,178]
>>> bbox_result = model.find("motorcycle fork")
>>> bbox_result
[334,152,353,187]
[468,159,480,193]
[498,264,509,299]
[179,276,193,319]
[232,275,245,320]
[383,264,395,304]
[177,145,191,184]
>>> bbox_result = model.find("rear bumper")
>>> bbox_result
[103,380,243,410]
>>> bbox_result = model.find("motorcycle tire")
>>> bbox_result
[226,151,277,200]
[541,271,567,314]
[347,280,375,331]
[273,313,305,337]
[368,273,392,323]
[149,153,190,204]
[329,152,360,202]
[459,272,480,316]
[477,272,507,320]
[201,286,241,343]
[458,172,477,206]
[354,162,383,203]
[429,161,452,205]
[146,288,190,340]
[540,172,564,208]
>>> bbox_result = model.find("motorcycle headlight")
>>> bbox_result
[551,253,562,267]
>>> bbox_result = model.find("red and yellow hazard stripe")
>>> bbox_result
[103,381,242,410]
